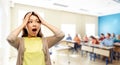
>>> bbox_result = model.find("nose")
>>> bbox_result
[32,22,37,27]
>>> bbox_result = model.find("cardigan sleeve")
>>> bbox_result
[45,31,65,48]
[6,33,20,49]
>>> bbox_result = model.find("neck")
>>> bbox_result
[28,35,37,38]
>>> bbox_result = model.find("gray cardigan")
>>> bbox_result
[7,31,64,65]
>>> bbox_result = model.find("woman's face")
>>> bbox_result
[26,15,41,37]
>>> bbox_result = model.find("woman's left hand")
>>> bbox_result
[34,12,47,25]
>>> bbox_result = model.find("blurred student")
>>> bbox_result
[111,33,116,40]
[101,33,114,47]
[66,34,72,40]
[73,34,81,52]
[114,34,120,43]
[113,34,120,60]
[82,35,89,43]
[90,36,99,44]
[99,33,105,41]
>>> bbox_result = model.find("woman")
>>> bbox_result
[7,11,64,65]
[90,36,99,44]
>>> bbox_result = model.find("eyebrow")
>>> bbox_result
[36,19,39,20]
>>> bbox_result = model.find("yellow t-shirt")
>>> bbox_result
[23,37,45,65]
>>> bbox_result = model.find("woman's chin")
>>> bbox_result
[28,34,37,37]
[32,34,37,37]
[32,32,38,36]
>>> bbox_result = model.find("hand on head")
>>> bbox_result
[23,12,32,27]
[23,11,46,27]
[33,12,46,25]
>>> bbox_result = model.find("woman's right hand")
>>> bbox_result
[7,12,32,38]
[22,12,32,27]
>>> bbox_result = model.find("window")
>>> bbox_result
[85,24,95,37]
[61,24,76,40]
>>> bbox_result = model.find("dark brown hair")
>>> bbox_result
[101,33,104,36]
[90,36,96,39]
[22,11,43,37]
[90,35,99,44]
[107,33,111,37]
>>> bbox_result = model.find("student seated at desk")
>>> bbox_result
[99,33,114,61]
[114,34,120,43]
[111,33,116,40]
[99,33,105,41]
[113,34,120,60]
[82,35,89,43]
[100,33,114,47]
[66,34,72,40]
[90,36,99,44]
[73,34,81,52]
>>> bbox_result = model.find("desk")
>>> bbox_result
[81,43,114,65]
[114,43,120,47]
[81,45,94,60]
[114,43,120,51]
[94,45,114,65]
[81,43,94,60]
[113,43,120,60]
[60,40,76,47]
[92,45,113,56]
[93,47,111,57]
[81,45,93,52]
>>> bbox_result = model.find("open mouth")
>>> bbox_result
[32,29,37,32]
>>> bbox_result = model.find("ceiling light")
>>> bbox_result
[79,8,89,12]
[53,3,68,7]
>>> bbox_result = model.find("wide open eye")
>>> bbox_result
[36,21,40,23]
[36,19,41,23]
[28,21,32,23]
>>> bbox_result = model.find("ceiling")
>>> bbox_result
[11,0,120,16]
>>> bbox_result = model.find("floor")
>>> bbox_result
[50,46,120,65]
[10,44,120,65]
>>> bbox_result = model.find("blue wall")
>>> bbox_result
[98,13,120,36]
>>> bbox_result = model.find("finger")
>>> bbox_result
[34,12,41,18]
[23,12,32,23]
[25,12,32,19]
[33,12,43,22]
